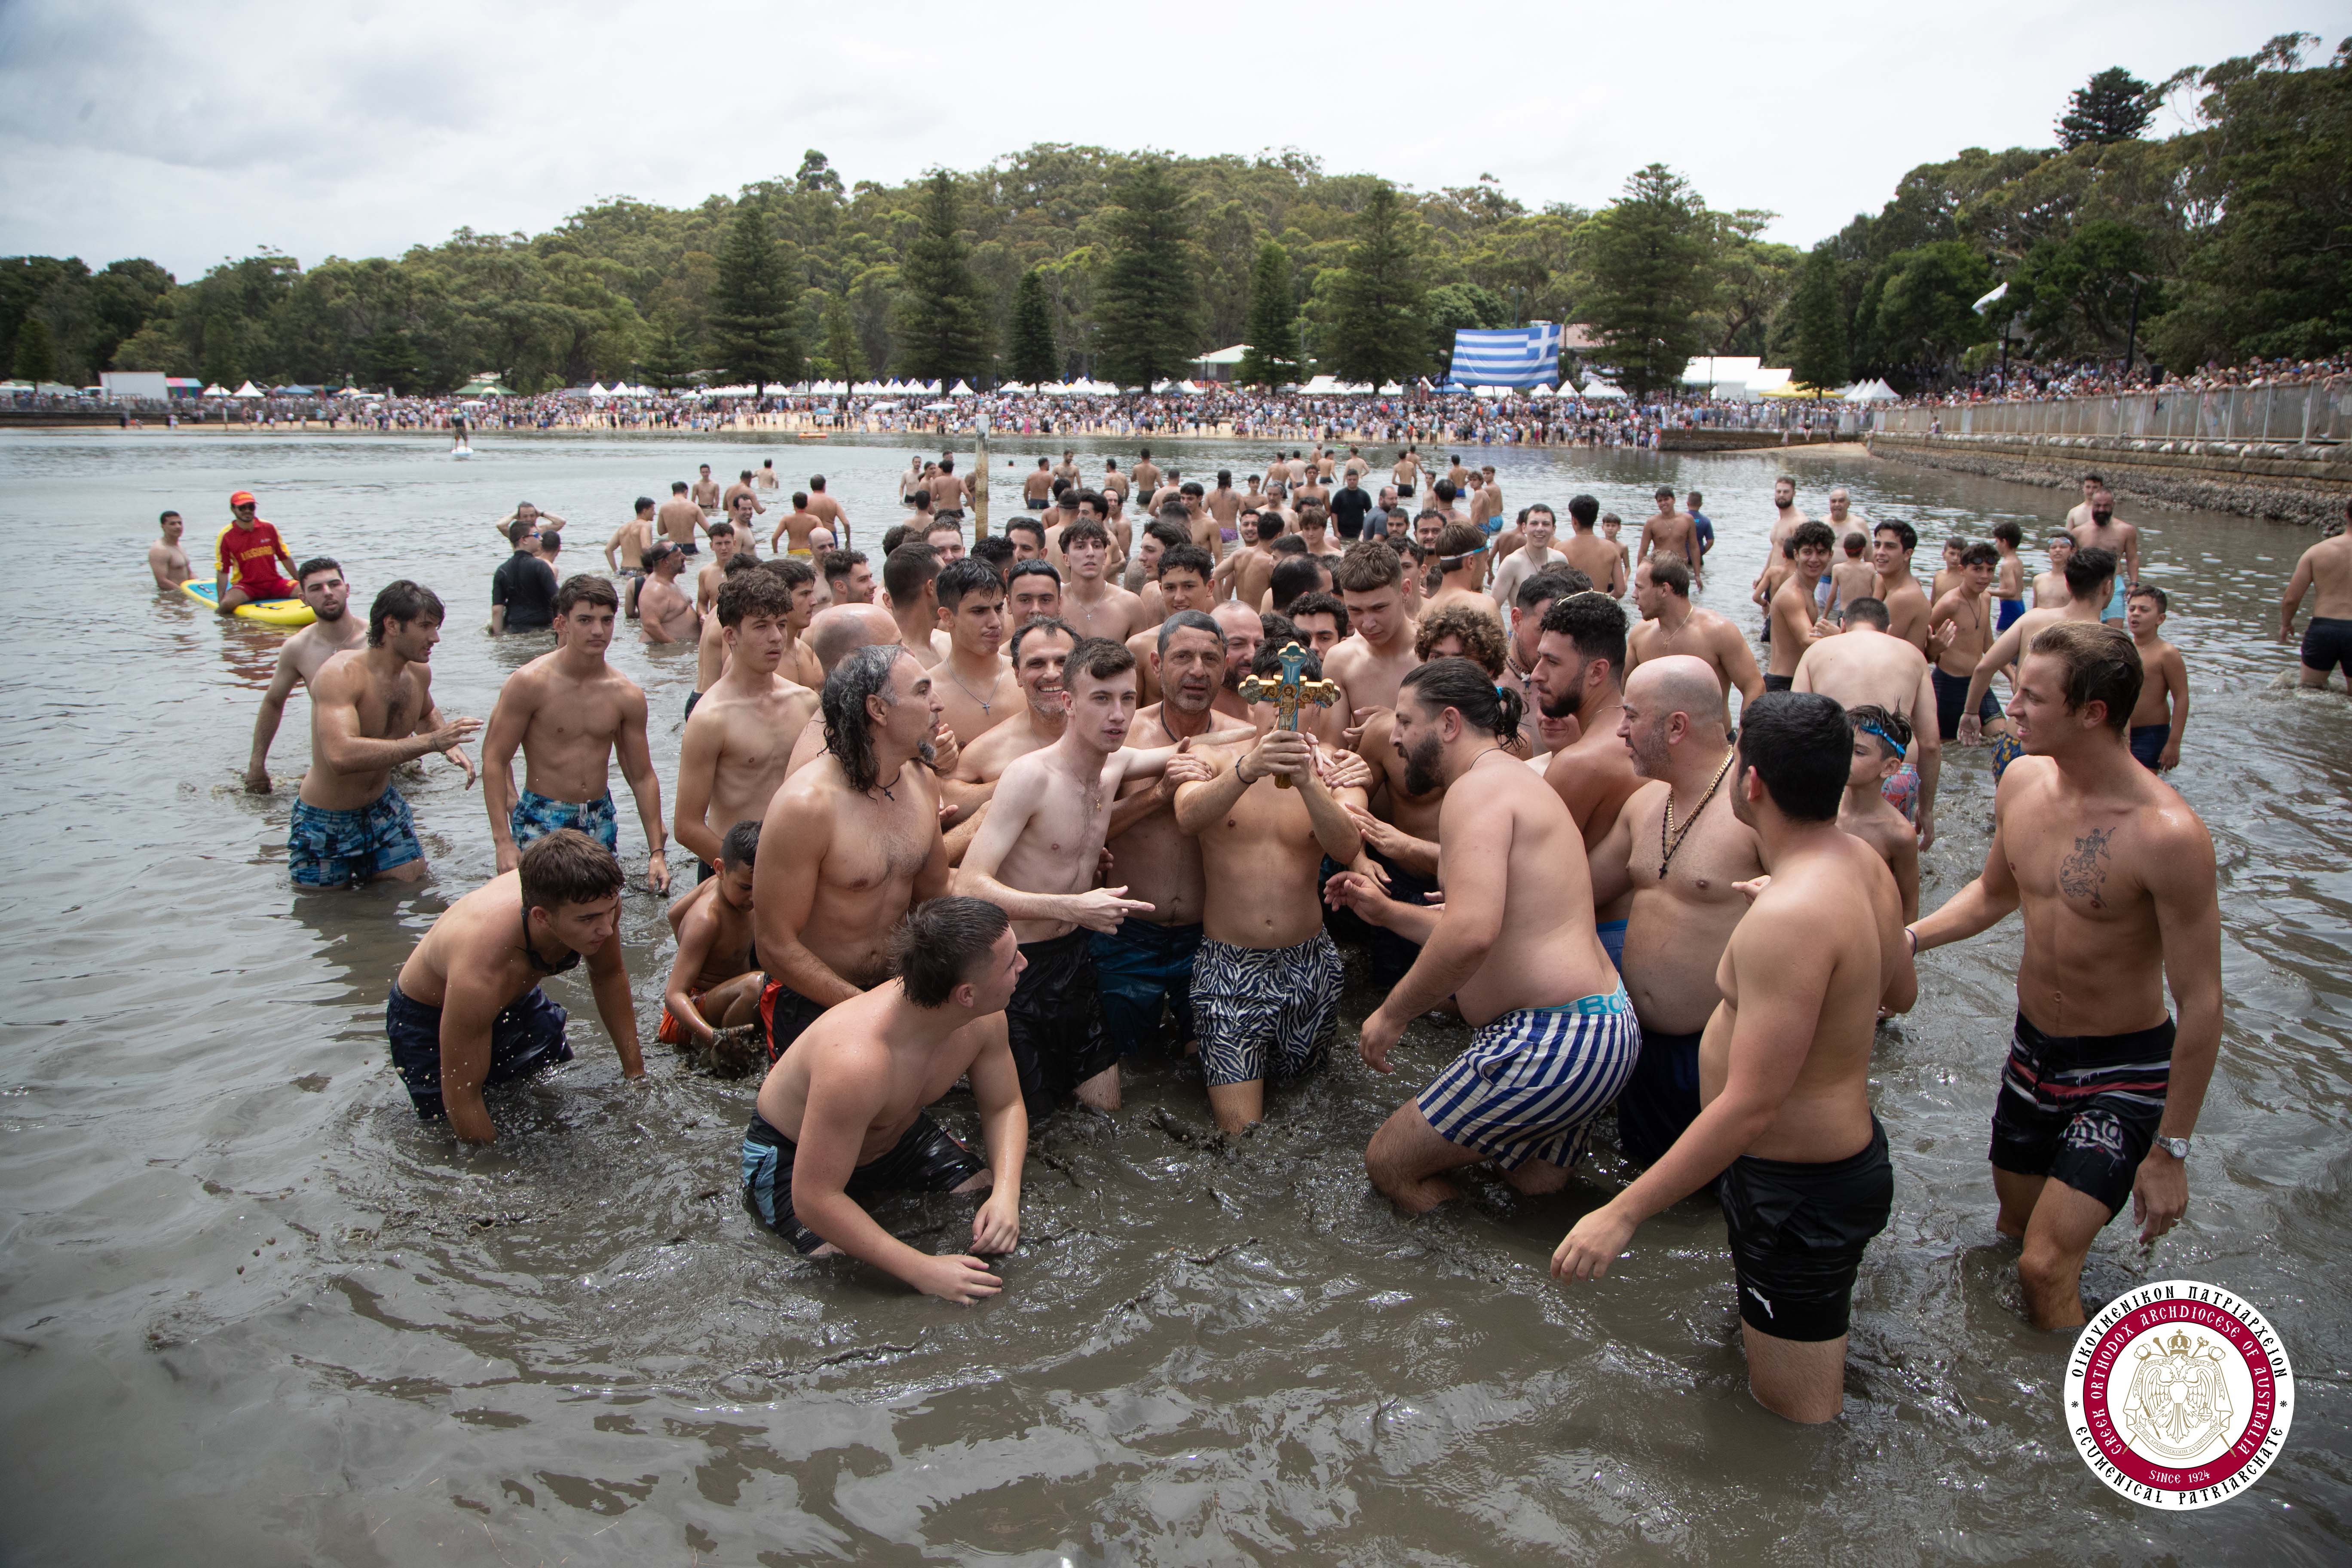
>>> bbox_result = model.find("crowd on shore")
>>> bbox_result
[1895,353,2352,407]
[141,437,2352,1428]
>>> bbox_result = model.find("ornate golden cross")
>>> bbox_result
[1236,640,1339,788]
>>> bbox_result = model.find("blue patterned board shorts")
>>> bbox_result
[1417,986,1641,1171]
[511,789,618,852]
[289,787,423,887]
[1191,929,1343,1089]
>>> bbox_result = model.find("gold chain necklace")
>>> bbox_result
[1660,747,1737,879]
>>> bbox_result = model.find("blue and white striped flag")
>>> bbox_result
[1446,322,1562,389]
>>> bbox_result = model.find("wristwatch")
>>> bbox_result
[2155,1136,2191,1161]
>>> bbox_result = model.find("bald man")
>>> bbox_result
[1581,655,1764,1168]
[805,602,902,675]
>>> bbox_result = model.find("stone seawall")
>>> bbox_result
[1658,428,1851,452]
[1867,432,2349,527]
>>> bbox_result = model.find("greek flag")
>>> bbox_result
[1446,322,1562,389]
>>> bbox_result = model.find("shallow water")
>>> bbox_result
[1,430,2346,1564]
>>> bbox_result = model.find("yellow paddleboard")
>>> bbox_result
[179,579,316,627]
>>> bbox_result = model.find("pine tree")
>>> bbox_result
[1574,164,1717,400]
[12,315,57,383]
[894,172,991,386]
[1326,183,1428,388]
[820,294,867,384]
[1008,268,1059,386]
[1236,240,1299,386]
[639,316,695,390]
[710,199,803,392]
[1786,248,1850,390]
[1094,157,1201,390]
[2057,67,2155,150]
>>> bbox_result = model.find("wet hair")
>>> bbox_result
[518,828,624,912]
[1156,607,1224,656]
[634,496,655,514]
[2064,545,2118,599]
[1010,614,1076,664]
[891,897,1012,1008]
[1736,691,1851,823]
[809,475,828,490]
[1415,603,1510,674]
[507,518,535,547]
[295,556,342,585]
[159,509,182,526]
[1142,518,1190,554]
[1074,490,1109,519]
[1847,703,1911,763]
[879,524,913,557]
[1286,591,1348,636]
[1991,520,2024,548]
[1791,520,1837,554]
[720,818,761,870]
[1872,519,1919,553]
[820,548,866,584]
[1539,592,1629,671]
[972,534,1017,573]
[1256,511,1287,540]
[1066,636,1137,686]
[671,481,689,494]
[716,567,793,627]
[764,556,815,597]
[882,543,942,604]
[1008,557,1062,590]
[1843,531,1867,555]
[708,520,735,540]
[934,557,1003,613]
[1158,543,1214,585]
[1060,517,1111,552]
[554,575,619,617]
[822,643,905,793]
[1400,655,1525,738]
[1563,495,1598,529]
[367,580,444,645]
[2083,472,2104,486]
[1645,553,1692,597]
[1336,540,1404,592]
[1518,568,1590,611]
[1961,542,1999,569]
[1296,504,1328,532]
[1655,486,1675,501]
[1268,554,1325,612]
[2029,621,2141,732]
[1945,534,1970,551]
[1842,595,1891,630]
[2128,583,2169,612]
[1436,522,1485,562]
[1005,517,1047,548]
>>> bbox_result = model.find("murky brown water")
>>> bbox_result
[2,431,2346,1564]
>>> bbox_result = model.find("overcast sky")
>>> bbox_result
[0,1,2337,280]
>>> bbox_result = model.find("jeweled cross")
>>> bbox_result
[1235,640,1339,788]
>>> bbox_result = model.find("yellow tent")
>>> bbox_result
[1760,382,1840,399]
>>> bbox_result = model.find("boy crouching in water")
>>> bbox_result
[741,897,1029,1303]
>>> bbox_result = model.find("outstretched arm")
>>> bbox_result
[1910,776,2024,951]
[1356,796,1503,1074]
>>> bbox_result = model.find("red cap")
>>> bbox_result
[230,490,257,508]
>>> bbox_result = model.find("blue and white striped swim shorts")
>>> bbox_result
[1416,986,1641,1171]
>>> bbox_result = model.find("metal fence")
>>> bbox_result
[1875,377,2352,447]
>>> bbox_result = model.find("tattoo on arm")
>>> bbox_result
[2058,827,2113,910]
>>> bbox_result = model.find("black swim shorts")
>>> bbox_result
[1616,1028,1704,1169]
[1990,1012,2174,1216]
[384,979,572,1118]
[1005,928,1119,1117]
[2302,616,2352,678]
[760,977,830,1065]
[740,1109,985,1254]
[1930,667,2003,741]
[1716,1117,1893,1342]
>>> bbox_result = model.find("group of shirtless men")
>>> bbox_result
[162,453,2352,1425]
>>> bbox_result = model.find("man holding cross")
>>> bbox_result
[1174,640,1366,1131]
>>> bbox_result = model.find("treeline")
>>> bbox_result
[2,34,2342,399]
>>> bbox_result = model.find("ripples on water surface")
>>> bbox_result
[0,431,2346,1563]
